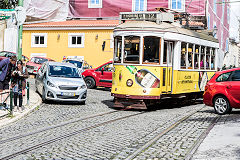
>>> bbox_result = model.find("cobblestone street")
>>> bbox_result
[0,84,237,159]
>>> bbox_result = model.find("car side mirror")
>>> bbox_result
[101,67,104,74]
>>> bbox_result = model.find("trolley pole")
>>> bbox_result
[17,0,24,60]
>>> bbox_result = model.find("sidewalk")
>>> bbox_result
[193,110,240,160]
[0,78,42,128]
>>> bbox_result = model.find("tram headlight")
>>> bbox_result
[126,79,133,87]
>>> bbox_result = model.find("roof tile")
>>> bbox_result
[24,20,119,28]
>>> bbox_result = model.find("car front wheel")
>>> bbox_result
[85,77,96,89]
[42,87,47,102]
[214,96,231,115]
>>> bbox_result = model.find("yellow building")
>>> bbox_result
[23,20,119,68]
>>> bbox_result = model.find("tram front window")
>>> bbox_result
[143,37,160,63]
[114,36,122,63]
[124,36,140,63]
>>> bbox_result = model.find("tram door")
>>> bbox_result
[161,41,173,94]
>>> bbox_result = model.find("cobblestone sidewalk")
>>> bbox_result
[193,110,240,160]
[0,78,41,128]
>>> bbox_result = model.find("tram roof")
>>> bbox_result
[115,21,218,43]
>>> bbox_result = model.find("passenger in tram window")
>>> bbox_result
[200,59,204,68]
[181,53,186,68]
[211,58,214,69]
[206,58,209,68]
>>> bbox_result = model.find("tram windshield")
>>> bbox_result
[143,37,160,63]
[124,36,140,63]
[114,36,122,62]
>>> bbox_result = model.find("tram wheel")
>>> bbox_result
[214,96,231,115]
[85,77,96,89]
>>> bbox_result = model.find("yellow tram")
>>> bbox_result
[111,12,219,109]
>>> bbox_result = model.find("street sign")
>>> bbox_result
[15,6,26,25]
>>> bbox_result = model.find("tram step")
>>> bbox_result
[114,98,147,110]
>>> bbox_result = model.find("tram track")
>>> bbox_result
[0,110,146,160]
[0,108,121,144]
[122,107,220,160]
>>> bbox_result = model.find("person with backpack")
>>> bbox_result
[11,60,29,112]
[0,55,17,107]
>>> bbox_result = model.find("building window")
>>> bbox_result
[31,33,47,48]
[226,38,229,52]
[170,0,185,11]
[68,33,85,48]
[207,14,210,30]
[213,0,217,13]
[221,0,225,23]
[88,0,102,8]
[227,6,230,24]
[132,0,147,12]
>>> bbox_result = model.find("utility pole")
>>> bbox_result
[17,0,23,60]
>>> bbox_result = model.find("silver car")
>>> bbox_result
[35,62,87,104]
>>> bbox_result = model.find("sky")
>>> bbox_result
[229,0,240,42]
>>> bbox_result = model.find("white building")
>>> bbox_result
[0,21,6,51]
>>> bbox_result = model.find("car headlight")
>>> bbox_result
[80,85,86,89]
[126,79,133,87]
[34,66,38,70]
[47,81,56,88]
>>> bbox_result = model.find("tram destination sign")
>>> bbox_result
[120,12,174,23]
[121,13,157,20]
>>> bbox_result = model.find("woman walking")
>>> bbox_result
[11,60,29,112]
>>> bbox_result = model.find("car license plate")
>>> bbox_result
[61,92,75,96]
[28,69,33,73]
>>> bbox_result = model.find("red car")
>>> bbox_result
[82,61,113,89]
[203,68,240,115]
[26,57,54,74]
[0,51,29,62]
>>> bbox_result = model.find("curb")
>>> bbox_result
[0,89,42,129]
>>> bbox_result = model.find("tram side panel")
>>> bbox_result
[171,70,215,95]
[112,65,162,98]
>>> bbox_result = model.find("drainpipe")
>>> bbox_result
[17,0,23,60]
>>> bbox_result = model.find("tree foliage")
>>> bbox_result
[0,0,19,9]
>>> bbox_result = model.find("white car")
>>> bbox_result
[35,62,87,104]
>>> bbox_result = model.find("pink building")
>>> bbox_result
[69,0,206,18]
[206,0,230,53]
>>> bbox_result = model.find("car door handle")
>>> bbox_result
[226,85,232,89]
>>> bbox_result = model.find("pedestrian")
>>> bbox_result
[11,60,29,112]
[0,55,17,108]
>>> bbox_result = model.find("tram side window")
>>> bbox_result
[211,48,215,70]
[200,46,205,69]
[187,44,193,69]
[194,45,200,69]
[206,47,211,70]
[124,36,140,63]
[143,37,160,63]
[163,42,167,64]
[181,42,187,69]
[114,36,122,63]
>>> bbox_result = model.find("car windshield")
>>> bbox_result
[31,57,48,64]
[0,52,7,57]
[66,60,83,68]
[48,65,81,78]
